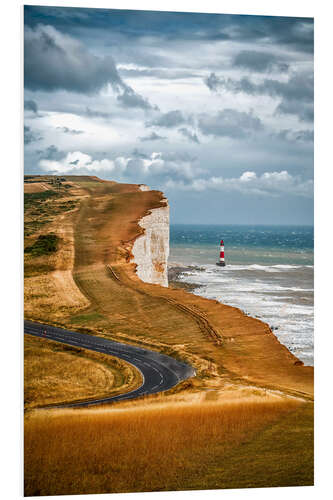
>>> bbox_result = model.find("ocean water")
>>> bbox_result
[169,225,314,366]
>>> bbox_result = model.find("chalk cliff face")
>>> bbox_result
[131,198,169,287]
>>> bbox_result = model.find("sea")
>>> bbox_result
[169,224,314,366]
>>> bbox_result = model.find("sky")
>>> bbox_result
[24,6,314,225]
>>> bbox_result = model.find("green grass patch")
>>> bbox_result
[24,176,48,182]
[70,312,105,324]
[24,190,59,205]
[24,220,49,237]
[58,201,77,210]
[25,233,59,257]
[24,263,56,277]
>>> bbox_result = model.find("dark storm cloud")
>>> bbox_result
[198,109,262,139]
[204,72,313,101]
[84,107,113,119]
[204,72,313,122]
[275,98,313,122]
[117,89,158,110]
[161,151,196,163]
[139,132,166,142]
[56,126,84,135]
[24,6,313,53]
[272,129,314,143]
[204,73,221,92]
[295,130,314,142]
[131,149,150,159]
[24,125,42,144]
[178,128,200,144]
[119,67,201,80]
[24,6,231,42]
[24,24,127,94]
[229,15,313,53]
[146,110,188,128]
[24,99,38,113]
[36,145,65,160]
[233,51,289,73]
[129,149,195,164]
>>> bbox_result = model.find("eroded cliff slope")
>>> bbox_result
[131,196,169,287]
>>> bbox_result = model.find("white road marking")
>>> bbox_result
[25,323,193,408]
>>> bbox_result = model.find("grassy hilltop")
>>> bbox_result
[24,175,313,495]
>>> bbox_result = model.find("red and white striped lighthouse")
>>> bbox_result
[216,239,226,267]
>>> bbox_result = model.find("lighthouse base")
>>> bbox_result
[216,262,226,267]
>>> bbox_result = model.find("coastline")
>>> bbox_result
[165,263,314,401]
[167,260,313,368]
[168,265,204,292]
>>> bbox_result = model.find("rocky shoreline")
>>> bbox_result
[168,265,204,292]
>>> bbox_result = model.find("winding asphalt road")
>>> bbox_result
[24,320,195,407]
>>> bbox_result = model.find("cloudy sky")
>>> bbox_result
[24,6,314,224]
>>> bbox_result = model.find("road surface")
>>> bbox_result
[24,320,195,407]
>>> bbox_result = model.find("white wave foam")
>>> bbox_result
[177,262,314,366]
[181,263,312,274]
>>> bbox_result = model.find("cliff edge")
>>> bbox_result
[131,195,169,287]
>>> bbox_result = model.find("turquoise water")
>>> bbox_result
[169,225,314,365]
[170,224,314,266]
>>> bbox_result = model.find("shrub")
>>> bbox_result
[24,233,59,257]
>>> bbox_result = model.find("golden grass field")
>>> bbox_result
[24,334,142,409]
[24,175,314,495]
[24,398,313,496]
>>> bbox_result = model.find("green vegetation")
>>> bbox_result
[24,190,78,237]
[70,312,106,324]
[24,220,50,238]
[58,200,77,211]
[24,190,59,207]
[24,233,59,257]
[24,263,56,278]
[24,176,48,183]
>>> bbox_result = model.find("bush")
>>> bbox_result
[24,190,59,209]
[24,233,59,257]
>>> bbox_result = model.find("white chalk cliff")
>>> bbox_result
[131,198,169,287]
